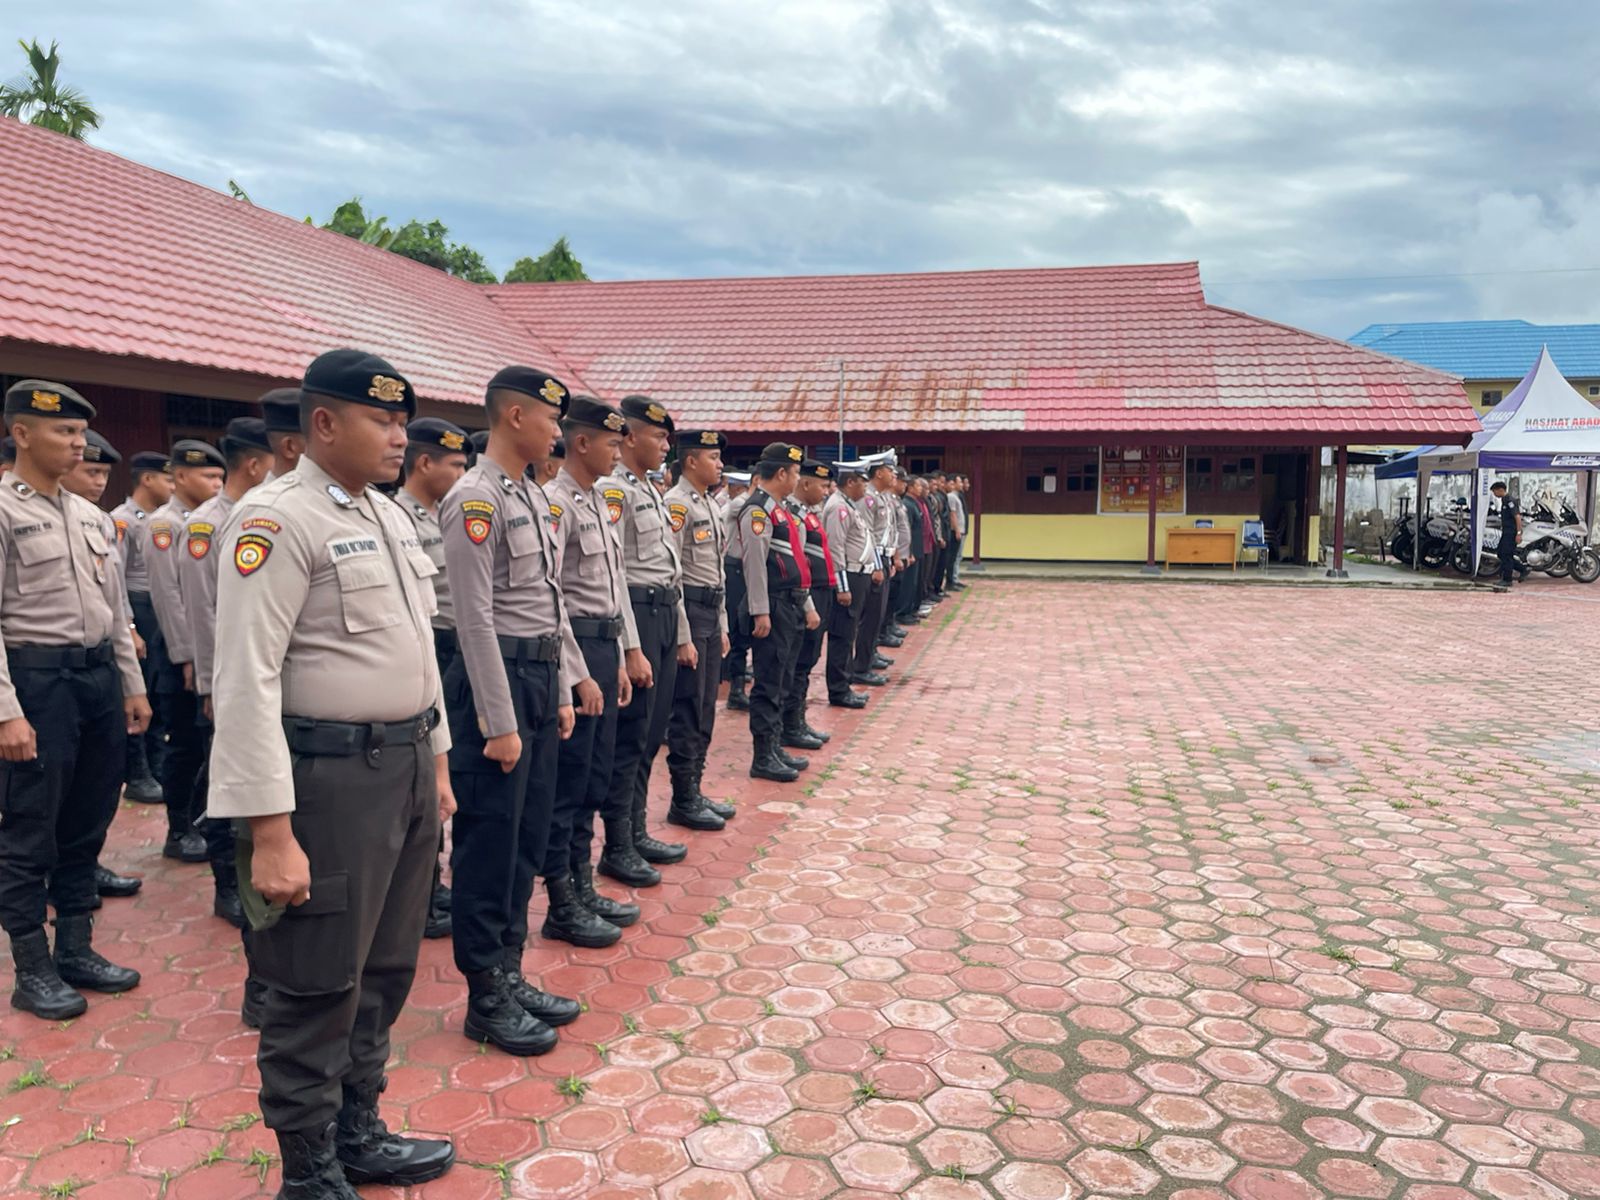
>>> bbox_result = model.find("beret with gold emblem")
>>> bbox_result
[171,439,227,470]
[258,387,302,434]
[129,450,170,475]
[407,417,470,454]
[488,366,568,415]
[758,442,804,468]
[619,394,674,434]
[302,349,416,417]
[83,430,122,465]
[799,458,833,480]
[564,394,627,434]
[5,379,96,420]
[676,430,727,452]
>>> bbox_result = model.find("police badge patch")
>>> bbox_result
[462,499,495,545]
[187,521,215,560]
[603,487,625,525]
[749,506,767,536]
[668,503,688,533]
[234,533,272,576]
[150,521,173,551]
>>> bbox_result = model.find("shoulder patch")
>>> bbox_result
[187,522,215,559]
[546,501,564,534]
[461,498,495,545]
[603,487,626,525]
[113,518,128,544]
[668,502,688,532]
[240,517,282,534]
[748,506,768,536]
[150,520,173,551]
[234,533,273,576]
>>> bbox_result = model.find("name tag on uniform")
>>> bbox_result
[328,536,380,560]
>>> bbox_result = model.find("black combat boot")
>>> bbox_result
[781,722,824,751]
[726,678,750,711]
[94,865,142,898]
[573,862,639,928]
[829,691,867,709]
[540,875,621,948]
[666,774,725,831]
[162,827,207,863]
[851,671,888,687]
[463,967,558,1056]
[8,929,86,1019]
[241,974,268,1029]
[802,721,832,744]
[597,816,660,888]
[211,856,245,930]
[277,1121,361,1199]
[776,746,810,771]
[501,947,582,1025]
[694,765,735,821]
[750,738,799,783]
[335,1076,455,1186]
[632,799,687,865]
[53,913,139,994]
[123,735,163,804]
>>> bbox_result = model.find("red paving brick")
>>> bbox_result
[2,580,1599,1197]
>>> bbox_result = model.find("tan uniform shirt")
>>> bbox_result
[177,492,236,698]
[664,479,728,634]
[549,467,637,657]
[398,489,453,631]
[822,491,874,574]
[145,497,194,664]
[864,484,896,563]
[0,479,144,721]
[207,456,449,818]
[109,498,153,594]
[440,461,583,736]
[94,509,134,626]
[893,495,912,558]
[606,465,689,649]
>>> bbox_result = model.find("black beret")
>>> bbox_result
[171,439,226,470]
[129,451,170,474]
[259,387,302,433]
[564,395,627,433]
[488,366,568,414]
[5,379,95,420]
[550,437,565,460]
[469,430,490,455]
[407,417,469,454]
[221,417,271,456]
[83,430,121,465]
[619,395,674,433]
[799,458,833,480]
[1,438,14,463]
[758,442,804,468]
[302,349,416,417]
[678,430,727,452]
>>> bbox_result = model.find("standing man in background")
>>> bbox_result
[260,389,305,478]
[112,451,172,804]
[822,470,871,709]
[782,461,840,749]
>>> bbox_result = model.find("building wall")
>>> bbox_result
[1470,377,1600,415]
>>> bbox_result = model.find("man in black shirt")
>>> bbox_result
[1492,480,1528,586]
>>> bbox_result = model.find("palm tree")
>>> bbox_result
[0,40,102,140]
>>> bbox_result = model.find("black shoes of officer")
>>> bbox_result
[123,774,163,804]
[214,881,246,930]
[278,1121,362,1200]
[336,1077,455,1187]
[777,746,810,771]
[241,974,268,1029]
[8,929,87,1020]
[94,865,142,898]
[750,739,800,782]
[667,783,726,831]
[851,671,889,687]
[423,885,451,940]
[829,692,868,709]
[501,947,581,1025]
[871,654,894,670]
[886,623,909,638]
[53,913,140,995]
[726,681,751,711]
[782,725,825,751]
[162,830,207,863]
[598,817,661,888]
[572,862,639,928]
[462,967,558,1056]
[632,804,687,865]
[541,874,622,948]
[694,771,736,821]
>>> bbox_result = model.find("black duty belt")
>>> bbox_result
[629,584,680,608]
[497,633,562,663]
[570,616,625,641]
[682,584,724,606]
[433,626,458,658]
[774,588,807,604]
[283,708,438,762]
[8,641,114,670]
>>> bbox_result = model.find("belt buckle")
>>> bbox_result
[413,714,430,742]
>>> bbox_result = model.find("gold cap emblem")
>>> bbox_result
[368,375,406,404]
[787,446,802,462]
[540,379,567,406]
[30,390,61,412]
[700,431,719,446]
[818,464,830,477]
[184,449,206,464]
[604,412,626,432]
[440,430,466,451]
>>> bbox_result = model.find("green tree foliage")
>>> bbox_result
[313,199,583,285]
[0,39,101,140]
[503,236,589,283]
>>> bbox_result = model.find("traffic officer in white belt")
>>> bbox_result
[663,431,737,830]
[542,396,644,943]
[440,365,583,1057]
[606,396,695,867]
[145,438,225,863]
[0,381,150,1021]
[207,350,457,1196]
[822,469,873,709]
[111,450,173,803]
[398,417,471,942]
[781,461,841,750]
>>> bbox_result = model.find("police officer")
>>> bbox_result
[729,443,816,782]
[441,366,582,1056]
[208,350,456,1196]
[783,461,841,749]
[398,417,470,941]
[823,470,872,709]
[543,396,642,942]
[179,418,274,927]
[1492,480,1529,586]
[111,451,173,802]
[606,396,694,866]
[0,381,150,1019]
[260,389,305,478]
[886,469,912,641]
[722,471,754,711]
[853,463,896,681]
[146,439,225,861]
[663,431,737,830]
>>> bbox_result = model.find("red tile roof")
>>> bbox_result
[0,119,576,406]
[0,118,1476,440]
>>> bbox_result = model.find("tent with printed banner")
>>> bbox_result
[1414,347,1600,573]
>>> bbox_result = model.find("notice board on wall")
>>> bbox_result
[1099,446,1185,515]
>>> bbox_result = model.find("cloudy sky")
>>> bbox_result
[19,0,1600,337]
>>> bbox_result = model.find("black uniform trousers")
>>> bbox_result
[446,651,559,975]
[897,557,924,619]
[128,591,166,782]
[612,593,679,820]
[850,574,887,675]
[154,639,207,841]
[0,651,125,934]
[544,635,620,876]
[1498,532,1520,583]
[785,586,832,729]
[667,597,723,787]
[827,572,867,700]
[748,588,804,744]
[251,737,437,1133]
[722,568,750,684]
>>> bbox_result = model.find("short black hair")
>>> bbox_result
[403,442,460,473]
[1490,481,1508,491]
[226,443,271,471]
[756,461,794,482]
[299,391,352,433]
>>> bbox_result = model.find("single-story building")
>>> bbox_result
[0,118,1478,566]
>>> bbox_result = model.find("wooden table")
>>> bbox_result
[1166,528,1238,570]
